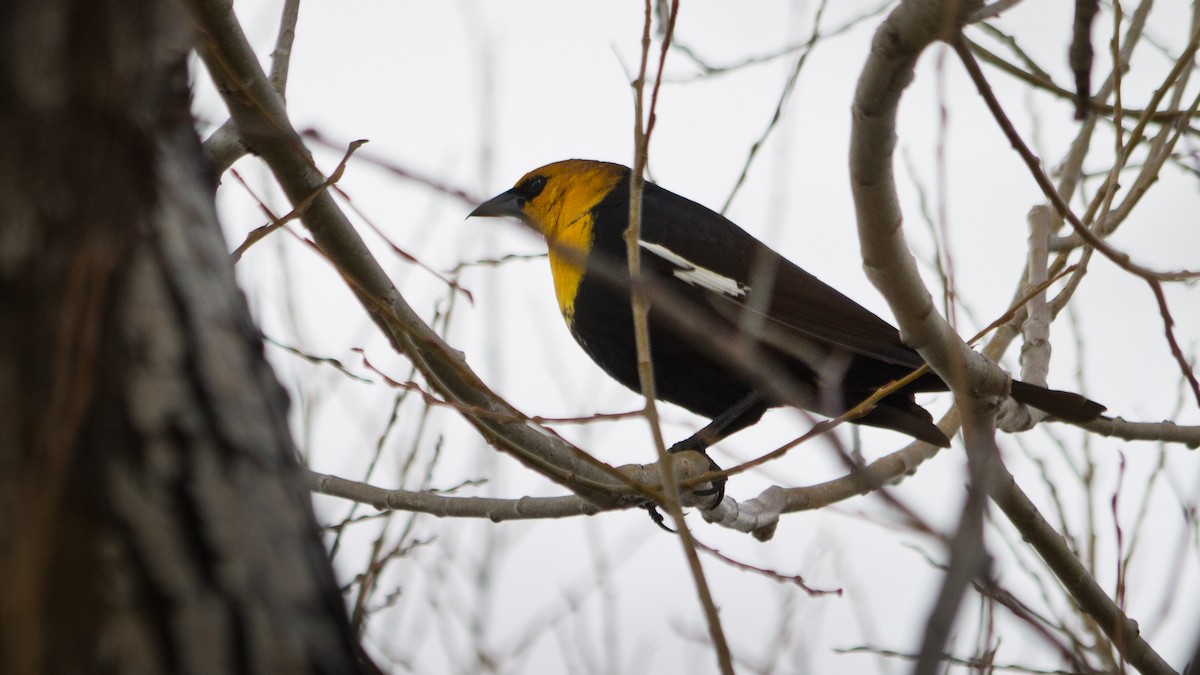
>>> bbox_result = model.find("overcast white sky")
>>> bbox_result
[194,1,1200,672]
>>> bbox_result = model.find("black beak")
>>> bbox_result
[468,188,524,219]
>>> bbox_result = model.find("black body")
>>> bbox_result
[566,172,1102,447]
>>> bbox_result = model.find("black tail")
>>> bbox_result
[860,397,954,448]
[1010,381,1106,423]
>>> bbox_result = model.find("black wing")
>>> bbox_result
[637,181,925,370]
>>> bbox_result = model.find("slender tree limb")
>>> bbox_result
[1083,417,1200,447]
[849,4,1007,671]
[202,0,301,175]
[1070,0,1100,119]
[670,1,891,82]
[305,129,485,206]
[969,0,1026,22]
[720,0,831,213]
[968,2,1184,125]
[308,456,718,521]
[268,0,301,96]
[230,138,365,261]
[947,20,1177,674]
[849,3,1180,673]
[1147,279,1200,407]
[311,472,602,519]
[989,468,1176,674]
[629,4,736,674]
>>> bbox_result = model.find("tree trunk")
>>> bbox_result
[0,1,361,672]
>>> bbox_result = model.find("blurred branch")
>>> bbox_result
[1070,0,1100,119]
[850,2,1177,673]
[202,0,301,175]
[355,349,645,426]
[1054,4,1200,250]
[849,4,1007,670]
[1083,417,1200,447]
[836,645,1078,673]
[966,28,1191,122]
[630,4,736,675]
[670,0,891,80]
[305,129,486,206]
[265,336,374,384]
[185,0,640,506]
[229,138,366,261]
[955,35,1200,282]
[969,0,1026,22]
[1148,280,1200,407]
[720,0,830,213]
[330,184,473,302]
[955,34,1200,408]
[691,539,843,597]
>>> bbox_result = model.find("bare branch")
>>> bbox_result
[1070,0,1100,119]
[849,6,1007,669]
[955,34,1200,283]
[308,451,717,519]
[628,4,736,674]
[201,0,302,175]
[186,0,630,504]
[721,0,831,213]
[1083,417,1200,447]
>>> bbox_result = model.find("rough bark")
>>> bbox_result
[0,1,361,672]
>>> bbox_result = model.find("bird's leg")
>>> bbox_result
[669,391,768,455]
[668,392,768,502]
[643,393,767,527]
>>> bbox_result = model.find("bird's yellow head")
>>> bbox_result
[469,159,627,239]
[469,160,628,322]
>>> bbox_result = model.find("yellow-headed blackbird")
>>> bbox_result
[470,159,1104,461]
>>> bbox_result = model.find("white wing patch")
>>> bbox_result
[639,241,749,298]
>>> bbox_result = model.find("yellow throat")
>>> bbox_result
[516,161,625,324]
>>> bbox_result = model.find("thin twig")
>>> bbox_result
[954,35,1200,283]
[954,35,1200,409]
[720,0,830,213]
[693,539,843,597]
[628,3,735,674]
[330,184,474,303]
[230,139,367,261]
[304,129,484,206]
[1147,279,1200,406]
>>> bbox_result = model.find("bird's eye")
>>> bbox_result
[520,175,547,200]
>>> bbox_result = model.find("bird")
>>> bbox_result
[469,159,1105,484]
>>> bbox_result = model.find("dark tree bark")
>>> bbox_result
[0,1,361,673]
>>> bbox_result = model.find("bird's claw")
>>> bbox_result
[641,444,726,529]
